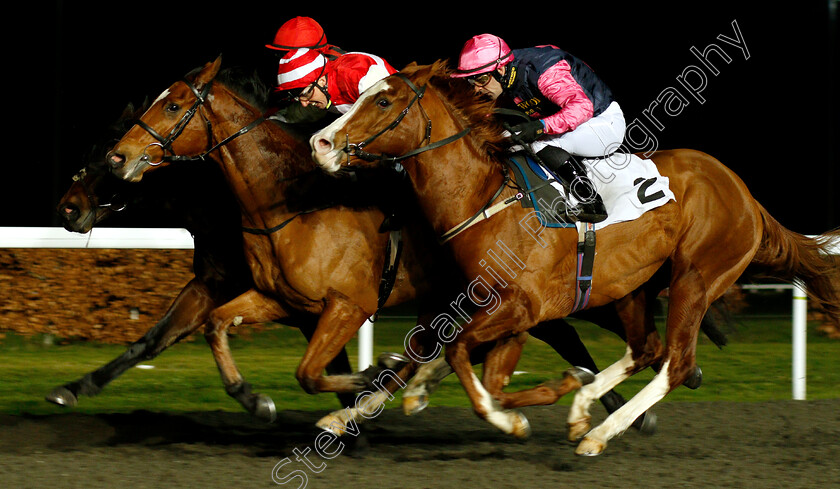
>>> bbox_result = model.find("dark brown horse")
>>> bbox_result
[101,58,666,435]
[310,61,840,455]
[49,103,361,422]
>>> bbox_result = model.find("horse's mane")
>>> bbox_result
[399,60,508,155]
[186,63,406,214]
[186,64,271,113]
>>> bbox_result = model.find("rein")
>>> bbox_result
[129,73,335,236]
[343,74,471,165]
[339,73,534,243]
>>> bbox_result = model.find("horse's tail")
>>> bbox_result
[749,204,840,327]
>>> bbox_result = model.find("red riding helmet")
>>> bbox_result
[275,48,327,93]
[266,17,328,52]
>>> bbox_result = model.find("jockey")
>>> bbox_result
[275,48,397,115]
[452,34,625,223]
[265,16,345,60]
[277,48,404,231]
[265,17,346,124]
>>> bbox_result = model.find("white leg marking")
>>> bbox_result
[469,371,529,436]
[588,359,671,443]
[317,389,391,435]
[568,346,636,426]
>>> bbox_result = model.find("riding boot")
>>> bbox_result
[536,146,608,223]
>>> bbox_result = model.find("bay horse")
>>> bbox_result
[310,61,840,455]
[102,57,668,435]
[48,102,362,423]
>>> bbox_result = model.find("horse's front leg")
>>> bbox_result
[445,289,537,438]
[205,288,292,422]
[318,298,464,433]
[481,330,594,411]
[46,277,217,407]
[294,290,376,396]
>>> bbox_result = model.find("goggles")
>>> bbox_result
[467,72,493,87]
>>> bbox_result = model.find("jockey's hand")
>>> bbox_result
[509,120,545,144]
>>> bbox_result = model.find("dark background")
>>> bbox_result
[5,1,837,235]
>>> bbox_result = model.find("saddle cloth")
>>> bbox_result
[506,151,676,229]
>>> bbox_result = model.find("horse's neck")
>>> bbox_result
[410,105,507,235]
[208,99,315,224]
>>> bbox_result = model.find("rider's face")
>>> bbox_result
[469,67,504,100]
[299,76,329,109]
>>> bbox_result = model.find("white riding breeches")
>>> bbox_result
[531,101,626,158]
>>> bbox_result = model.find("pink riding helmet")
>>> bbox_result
[451,34,514,78]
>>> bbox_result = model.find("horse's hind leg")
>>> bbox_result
[576,261,705,456]
[529,316,656,434]
[567,289,664,442]
[46,278,216,407]
[205,288,293,422]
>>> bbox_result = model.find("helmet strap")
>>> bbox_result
[495,65,515,91]
[316,76,332,109]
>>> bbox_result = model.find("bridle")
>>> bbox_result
[71,167,127,212]
[128,70,328,236]
[342,74,471,166]
[338,73,527,243]
[132,75,267,166]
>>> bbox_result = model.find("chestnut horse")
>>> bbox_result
[103,58,661,434]
[310,61,840,455]
[48,103,361,422]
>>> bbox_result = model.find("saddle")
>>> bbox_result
[504,151,596,313]
[505,151,576,228]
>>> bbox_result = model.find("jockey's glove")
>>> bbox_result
[509,120,545,144]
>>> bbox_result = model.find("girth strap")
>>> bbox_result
[571,222,596,313]
[241,204,335,235]
[374,229,403,320]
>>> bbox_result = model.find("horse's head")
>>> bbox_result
[310,62,447,175]
[57,101,149,232]
[108,57,223,182]
[56,160,129,233]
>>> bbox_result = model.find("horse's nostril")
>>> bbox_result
[58,203,79,221]
[315,138,333,154]
[108,152,125,168]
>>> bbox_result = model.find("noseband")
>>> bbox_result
[71,167,127,212]
[132,75,266,165]
[343,74,471,166]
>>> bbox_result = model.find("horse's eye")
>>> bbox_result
[376,98,390,109]
[165,102,180,113]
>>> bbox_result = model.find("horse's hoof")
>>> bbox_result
[683,366,702,390]
[378,351,410,371]
[633,411,657,436]
[402,394,429,416]
[253,394,277,423]
[575,436,606,456]
[45,386,78,407]
[565,366,596,386]
[316,413,345,436]
[567,417,591,442]
[511,412,531,439]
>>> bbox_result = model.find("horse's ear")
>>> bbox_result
[195,55,223,88]
[119,102,135,120]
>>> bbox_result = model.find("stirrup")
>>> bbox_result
[569,197,608,223]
